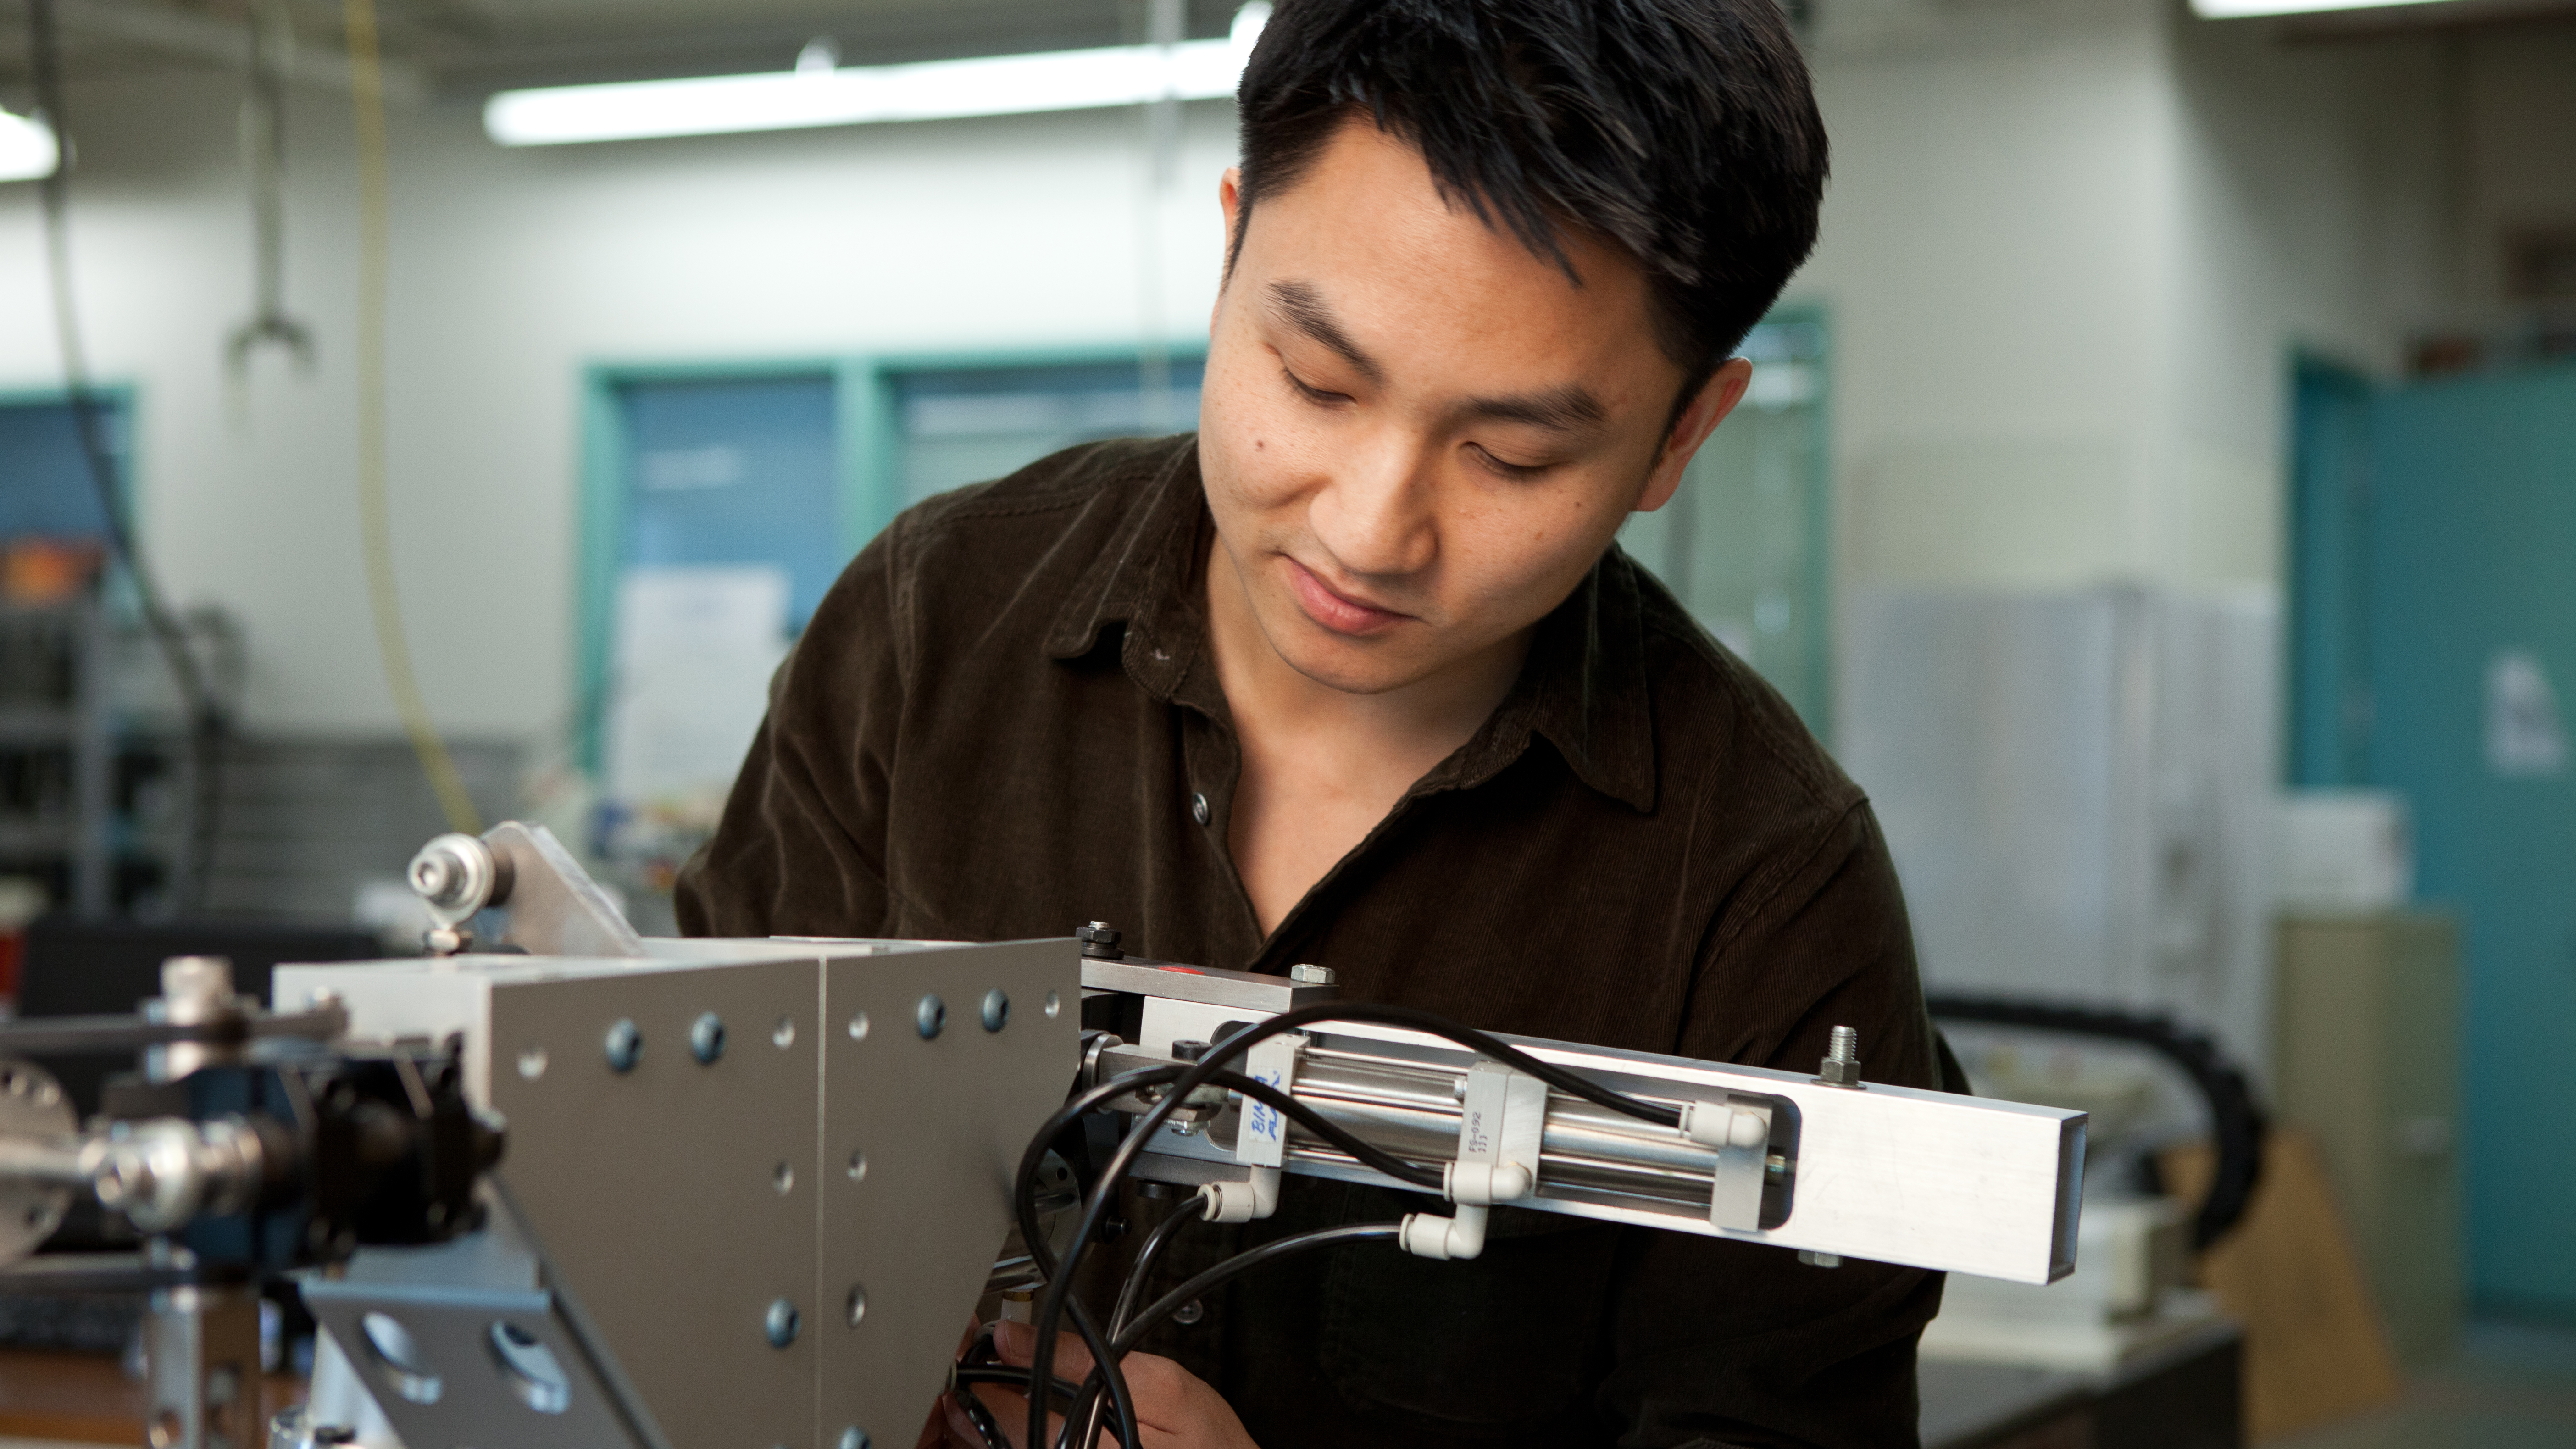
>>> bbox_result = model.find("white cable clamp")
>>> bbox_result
[1679,1097,1773,1232]
[1234,1033,1308,1169]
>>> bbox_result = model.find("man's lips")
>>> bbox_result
[1283,558,1410,637]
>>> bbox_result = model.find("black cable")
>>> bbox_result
[1004,1061,1444,1447]
[1926,993,2269,1250]
[1116,1222,1400,1355]
[1066,1205,1202,1449]
[27,0,228,914]
[1054,1222,1406,1441]
[1024,1000,1682,1449]
[1058,1300,1132,1449]
[954,1365,1098,1409]
[1012,1071,1176,1449]
[952,1381,1011,1449]
[1110,1205,1198,1337]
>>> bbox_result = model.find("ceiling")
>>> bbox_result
[0,0,1247,101]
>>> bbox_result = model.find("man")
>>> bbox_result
[678,0,1946,1445]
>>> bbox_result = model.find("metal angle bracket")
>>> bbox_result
[1234,1033,1307,1170]
[1682,1095,1776,1233]
[302,1278,644,1449]
[1456,1060,1546,1198]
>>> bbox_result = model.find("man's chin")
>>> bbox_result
[1270,636,1430,698]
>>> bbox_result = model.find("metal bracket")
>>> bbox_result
[1681,1096,1774,1232]
[1450,1062,1544,1205]
[1233,1033,1306,1169]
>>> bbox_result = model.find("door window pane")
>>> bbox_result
[894,359,1204,509]
[619,375,840,630]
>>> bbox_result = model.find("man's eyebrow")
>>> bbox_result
[1460,386,1607,433]
[1266,280,1384,384]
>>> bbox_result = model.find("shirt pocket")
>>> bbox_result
[1318,1203,1622,1431]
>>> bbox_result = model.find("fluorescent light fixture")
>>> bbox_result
[2191,0,2471,17]
[488,2,1269,147]
[0,108,60,183]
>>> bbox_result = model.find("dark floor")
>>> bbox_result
[2272,1321,2576,1448]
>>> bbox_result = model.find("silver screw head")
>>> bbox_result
[765,1298,801,1348]
[915,995,945,1039]
[689,1012,727,1065]
[980,989,1010,1033]
[838,1429,870,1449]
[1172,1299,1205,1326]
[604,1019,644,1073]
[1288,963,1336,986]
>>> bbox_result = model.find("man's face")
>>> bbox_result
[1198,117,1748,696]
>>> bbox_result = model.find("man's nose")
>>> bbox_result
[1307,429,1437,580]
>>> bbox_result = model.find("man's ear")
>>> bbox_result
[1634,358,1754,514]
[1213,168,1246,334]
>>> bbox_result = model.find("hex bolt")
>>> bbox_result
[604,1020,644,1074]
[980,989,1010,1033]
[765,1298,801,1348]
[915,994,946,1039]
[1816,1025,1862,1088]
[1075,922,1124,960]
[1288,963,1337,987]
[689,1012,727,1065]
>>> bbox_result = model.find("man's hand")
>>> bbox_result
[926,1318,1260,1449]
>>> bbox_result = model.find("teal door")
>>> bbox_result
[2347,362,2576,1319]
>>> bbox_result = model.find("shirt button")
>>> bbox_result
[1191,792,1211,826]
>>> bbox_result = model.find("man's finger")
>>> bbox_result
[990,1317,1098,1384]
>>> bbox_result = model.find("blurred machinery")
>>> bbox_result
[0,822,2086,1449]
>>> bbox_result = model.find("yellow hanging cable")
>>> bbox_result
[343,0,483,834]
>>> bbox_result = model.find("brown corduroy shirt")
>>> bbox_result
[677,434,1946,1449]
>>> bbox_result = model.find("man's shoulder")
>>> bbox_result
[1614,552,1862,828]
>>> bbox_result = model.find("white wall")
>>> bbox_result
[4,4,2568,751]
[1801,0,2471,599]
[0,74,1238,740]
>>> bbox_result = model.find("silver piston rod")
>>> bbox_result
[1096,1039,1742,1220]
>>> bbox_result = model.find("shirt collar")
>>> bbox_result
[1044,434,1656,813]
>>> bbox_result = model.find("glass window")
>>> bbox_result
[0,397,126,542]
[618,374,840,631]
[893,359,1204,509]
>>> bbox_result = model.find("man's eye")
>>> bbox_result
[1280,366,1349,405]
[1468,443,1549,481]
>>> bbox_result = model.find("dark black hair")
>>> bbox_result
[1234,0,1827,405]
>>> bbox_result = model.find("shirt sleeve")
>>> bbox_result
[672,522,910,939]
[1599,799,1948,1449]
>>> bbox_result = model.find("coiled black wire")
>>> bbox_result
[1019,1001,1683,1449]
